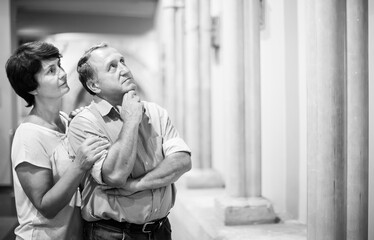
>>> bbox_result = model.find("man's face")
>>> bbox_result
[89,47,137,105]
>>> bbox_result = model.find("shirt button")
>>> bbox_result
[145,162,149,165]
[155,208,158,212]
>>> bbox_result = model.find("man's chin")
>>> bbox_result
[125,85,137,93]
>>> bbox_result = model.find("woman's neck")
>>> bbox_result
[32,97,61,118]
[28,98,65,133]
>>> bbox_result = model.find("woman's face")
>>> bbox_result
[33,58,69,100]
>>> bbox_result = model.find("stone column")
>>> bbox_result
[199,0,212,170]
[174,0,186,136]
[307,1,346,238]
[160,0,186,135]
[183,0,224,188]
[346,0,368,239]
[184,0,201,169]
[160,0,177,123]
[307,0,368,239]
[0,0,16,185]
[243,0,262,197]
[215,0,276,225]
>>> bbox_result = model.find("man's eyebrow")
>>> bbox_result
[105,55,123,68]
[104,59,114,69]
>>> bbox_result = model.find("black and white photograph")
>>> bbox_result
[0,0,372,240]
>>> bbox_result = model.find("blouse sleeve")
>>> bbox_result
[12,126,51,170]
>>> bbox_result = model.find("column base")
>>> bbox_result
[215,196,278,226]
[183,169,225,189]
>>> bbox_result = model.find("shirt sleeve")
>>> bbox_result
[68,112,108,185]
[12,126,51,170]
[159,107,191,157]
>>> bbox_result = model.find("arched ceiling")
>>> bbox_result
[13,0,158,40]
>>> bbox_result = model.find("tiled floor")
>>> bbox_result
[0,186,17,240]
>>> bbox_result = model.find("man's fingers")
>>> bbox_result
[124,90,136,100]
[133,96,140,102]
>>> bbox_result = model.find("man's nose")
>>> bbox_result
[119,65,130,75]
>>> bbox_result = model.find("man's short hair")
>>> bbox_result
[5,41,61,107]
[77,43,108,95]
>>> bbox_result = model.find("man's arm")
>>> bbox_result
[105,104,192,195]
[127,151,191,192]
[68,91,143,187]
[100,119,139,187]
[123,106,192,191]
[101,91,143,186]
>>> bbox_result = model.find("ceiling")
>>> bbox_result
[13,0,158,40]
[15,0,157,18]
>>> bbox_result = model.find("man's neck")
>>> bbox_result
[95,94,121,108]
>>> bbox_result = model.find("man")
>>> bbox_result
[68,43,192,240]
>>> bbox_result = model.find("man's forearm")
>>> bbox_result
[101,121,139,187]
[131,152,191,191]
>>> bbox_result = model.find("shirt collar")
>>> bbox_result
[92,95,151,122]
[92,95,120,117]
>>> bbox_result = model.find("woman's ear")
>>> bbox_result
[86,79,101,94]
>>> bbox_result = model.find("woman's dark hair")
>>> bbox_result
[5,41,61,107]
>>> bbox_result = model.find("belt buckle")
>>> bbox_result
[142,221,155,233]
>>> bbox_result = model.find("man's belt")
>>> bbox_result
[94,217,168,233]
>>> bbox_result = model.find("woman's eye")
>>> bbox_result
[48,67,56,74]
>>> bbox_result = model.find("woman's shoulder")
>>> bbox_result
[13,124,47,150]
[15,121,44,135]
[13,121,59,145]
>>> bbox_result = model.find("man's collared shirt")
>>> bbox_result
[68,96,190,224]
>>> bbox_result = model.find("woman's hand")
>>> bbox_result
[68,106,86,120]
[74,136,110,171]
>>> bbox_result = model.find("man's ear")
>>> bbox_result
[29,89,38,95]
[86,79,101,94]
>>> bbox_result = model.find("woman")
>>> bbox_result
[5,41,110,239]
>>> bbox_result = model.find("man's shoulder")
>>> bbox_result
[143,101,167,115]
[69,107,98,128]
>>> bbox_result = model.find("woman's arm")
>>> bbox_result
[16,137,109,219]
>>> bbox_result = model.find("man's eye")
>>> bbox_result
[120,59,125,64]
[109,64,117,71]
